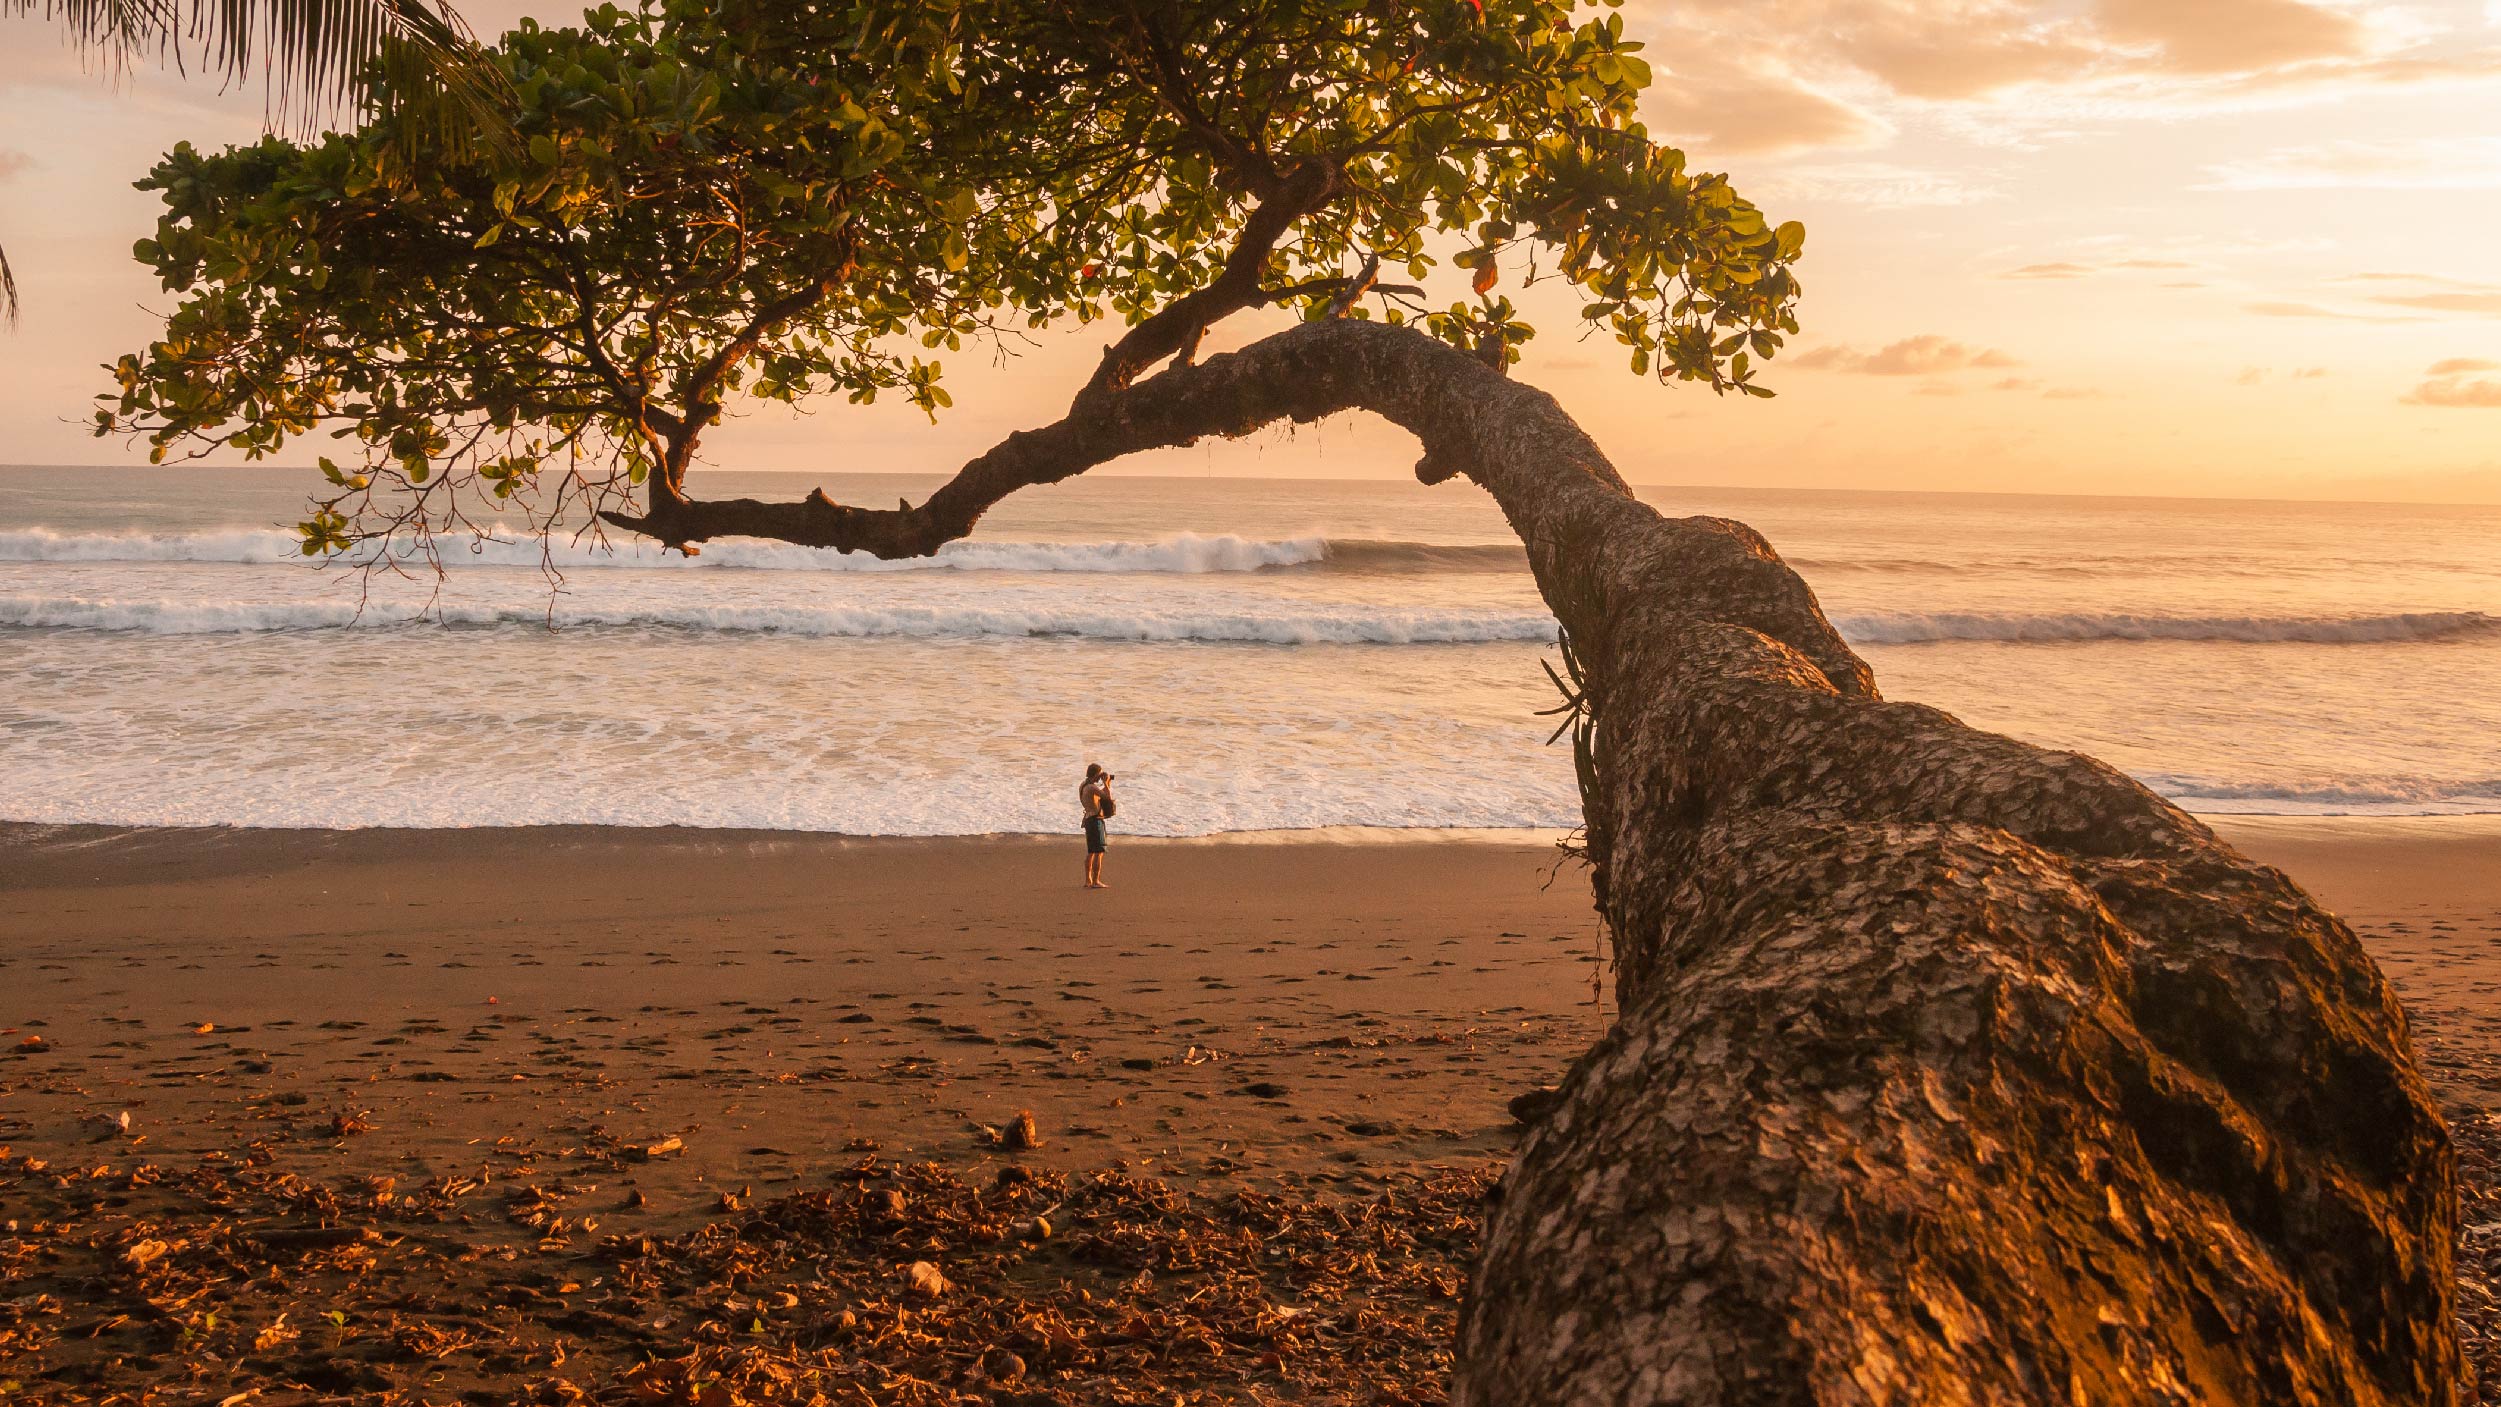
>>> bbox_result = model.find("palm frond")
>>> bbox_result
[1,0,512,326]
[4,0,509,142]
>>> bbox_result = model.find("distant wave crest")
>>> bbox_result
[0,526,1343,574]
[0,592,1561,645]
[2148,774,2501,815]
[0,525,1553,575]
[1833,609,2501,646]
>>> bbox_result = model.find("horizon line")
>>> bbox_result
[3,461,2497,513]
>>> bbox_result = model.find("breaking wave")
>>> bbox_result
[1831,609,2501,646]
[0,527,1538,575]
[9,591,2497,649]
[0,527,1340,574]
[0,592,1561,645]
[2147,775,2501,815]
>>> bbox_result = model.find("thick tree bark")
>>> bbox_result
[616,318,2458,1404]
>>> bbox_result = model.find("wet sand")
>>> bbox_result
[4,817,2498,1196]
[0,826,1615,1217]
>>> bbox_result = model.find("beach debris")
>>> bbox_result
[328,1108,375,1137]
[85,1109,132,1141]
[637,1135,685,1160]
[191,1022,215,1035]
[12,1034,45,1053]
[1007,1110,1043,1150]
[0,1137,1500,1406]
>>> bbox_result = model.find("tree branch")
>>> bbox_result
[1073,159,1338,404]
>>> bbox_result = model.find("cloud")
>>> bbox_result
[1990,375,2044,391]
[2371,291,2501,315]
[2201,137,2501,190]
[2095,0,2366,73]
[0,150,30,183]
[2326,272,2501,316]
[1643,66,1888,156]
[1760,162,2007,207]
[2405,358,2501,407]
[1793,335,2021,375]
[2243,300,2417,322]
[2336,272,2494,288]
[1999,256,2198,278]
[1621,0,2501,161]
[2236,367,2268,386]
[2405,376,2501,407]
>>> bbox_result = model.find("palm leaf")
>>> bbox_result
[4,0,494,116]
[0,0,512,324]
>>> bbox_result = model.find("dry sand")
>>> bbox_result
[2,816,2496,1402]
[1,826,1616,1207]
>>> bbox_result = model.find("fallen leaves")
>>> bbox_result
[905,1259,953,1298]
[0,1142,1495,1405]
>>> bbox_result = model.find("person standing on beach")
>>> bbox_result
[1080,763,1114,889]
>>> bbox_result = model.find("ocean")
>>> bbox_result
[3,465,2496,833]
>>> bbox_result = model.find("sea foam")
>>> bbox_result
[0,592,1562,644]
[9,589,2491,650]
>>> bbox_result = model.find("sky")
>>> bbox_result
[3,0,2499,503]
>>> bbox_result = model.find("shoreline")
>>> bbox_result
[7,808,2496,849]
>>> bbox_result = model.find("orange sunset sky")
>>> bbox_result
[3,0,2498,503]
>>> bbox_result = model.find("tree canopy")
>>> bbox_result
[100,0,1807,562]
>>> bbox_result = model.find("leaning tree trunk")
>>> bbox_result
[626,317,2459,1404]
[1376,341,2461,1406]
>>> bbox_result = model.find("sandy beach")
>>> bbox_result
[4,816,2498,1402]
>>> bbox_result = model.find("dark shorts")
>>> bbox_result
[1084,817,1107,854]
